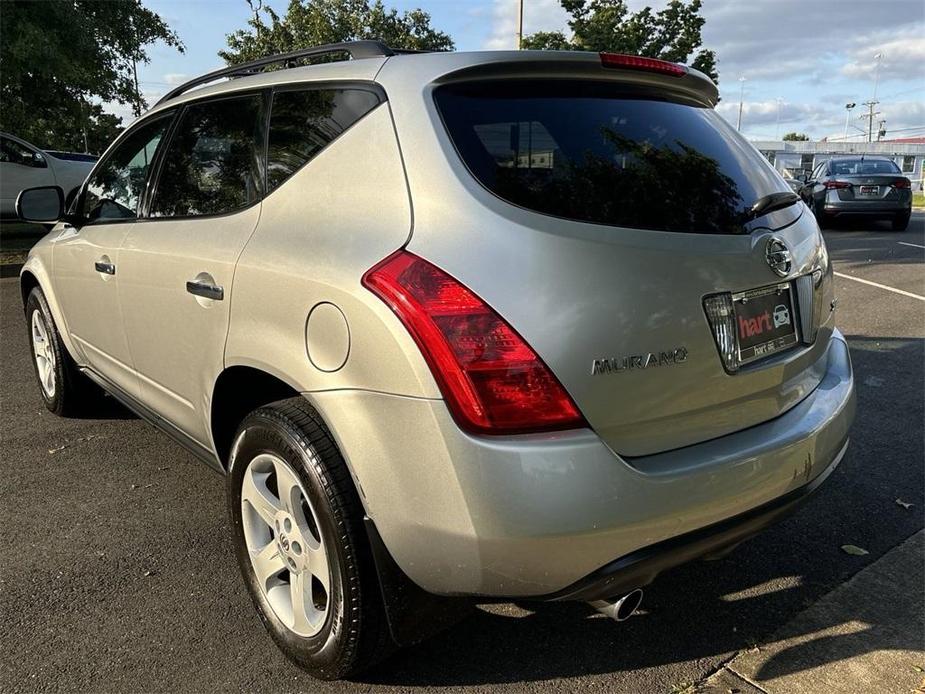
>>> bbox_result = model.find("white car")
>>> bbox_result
[0,132,96,219]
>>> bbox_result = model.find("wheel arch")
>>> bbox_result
[20,269,40,309]
[19,261,82,363]
[209,364,306,468]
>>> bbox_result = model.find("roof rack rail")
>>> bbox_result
[156,40,397,106]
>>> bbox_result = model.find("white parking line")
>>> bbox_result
[834,272,925,302]
[897,241,925,250]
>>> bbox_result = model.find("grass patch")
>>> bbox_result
[913,191,924,209]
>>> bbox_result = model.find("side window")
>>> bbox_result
[1,136,44,167]
[81,114,172,222]
[150,94,264,218]
[266,88,381,192]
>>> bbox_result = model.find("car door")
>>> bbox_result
[0,135,52,217]
[117,92,267,446]
[53,113,175,399]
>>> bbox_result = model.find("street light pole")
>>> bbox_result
[844,102,856,141]
[872,52,883,100]
[736,77,746,131]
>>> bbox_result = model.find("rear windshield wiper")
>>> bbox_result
[745,191,800,222]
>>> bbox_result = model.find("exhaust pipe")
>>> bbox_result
[590,588,644,622]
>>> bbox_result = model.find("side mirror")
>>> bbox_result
[16,185,64,223]
[32,152,47,168]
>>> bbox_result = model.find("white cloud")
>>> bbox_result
[717,98,925,140]
[841,30,925,81]
[703,0,925,84]
[163,73,191,86]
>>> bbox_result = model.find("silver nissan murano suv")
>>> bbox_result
[18,42,856,679]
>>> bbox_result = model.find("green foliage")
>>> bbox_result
[0,0,183,152]
[522,0,717,83]
[221,0,454,66]
[782,132,810,141]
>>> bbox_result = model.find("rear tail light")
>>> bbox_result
[893,178,911,189]
[363,251,586,435]
[823,180,851,189]
[703,294,738,373]
[599,52,687,77]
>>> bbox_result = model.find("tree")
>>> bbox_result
[522,0,717,83]
[0,0,183,152]
[221,0,454,66]
[782,132,810,141]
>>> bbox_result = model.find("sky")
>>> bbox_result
[122,0,925,142]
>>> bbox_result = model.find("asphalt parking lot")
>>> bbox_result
[1,213,923,694]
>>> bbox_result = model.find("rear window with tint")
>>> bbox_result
[435,81,791,234]
[829,159,901,175]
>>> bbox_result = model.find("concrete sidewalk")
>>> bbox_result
[694,530,925,694]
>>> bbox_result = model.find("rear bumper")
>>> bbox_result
[546,439,847,601]
[311,330,855,598]
[824,195,911,217]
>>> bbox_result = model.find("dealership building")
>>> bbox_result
[752,138,925,188]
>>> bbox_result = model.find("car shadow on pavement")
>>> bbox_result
[74,391,139,420]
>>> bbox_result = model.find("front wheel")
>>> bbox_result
[226,398,391,680]
[25,287,97,416]
[892,213,910,231]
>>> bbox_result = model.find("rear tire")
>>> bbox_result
[227,397,392,680]
[892,213,910,231]
[25,287,98,416]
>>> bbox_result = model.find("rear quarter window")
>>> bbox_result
[435,80,791,234]
[266,87,381,192]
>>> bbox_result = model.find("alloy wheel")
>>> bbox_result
[241,453,331,637]
[31,309,56,398]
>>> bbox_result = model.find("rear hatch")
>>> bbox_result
[419,62,832,457]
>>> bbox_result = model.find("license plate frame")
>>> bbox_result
[859,185,879,196]
[731,282,799,367]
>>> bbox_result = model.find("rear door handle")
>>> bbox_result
[186,280,224,301]
[94,261,115,275]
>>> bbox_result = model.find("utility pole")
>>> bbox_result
[516,0,524,49]
[862,100,880,143]
[132,60,142,118]
[843,102,856,141]
[736,76,746,131]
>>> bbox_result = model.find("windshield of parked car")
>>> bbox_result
[829,159,901,175]
[435,80,791,234]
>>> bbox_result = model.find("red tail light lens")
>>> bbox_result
[823,180,851,190]
[363,251,586,435]
[893,178,911,189]
[599,52,687,77]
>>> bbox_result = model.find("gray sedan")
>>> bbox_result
[798,156,912,230]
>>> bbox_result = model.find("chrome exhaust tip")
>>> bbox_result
[590,588,644,622]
